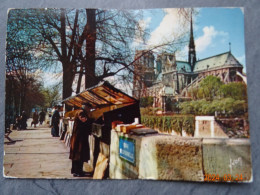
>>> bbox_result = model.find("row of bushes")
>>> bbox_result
[179,98,247,117]
[140,107,162,116]
[140,96,153,107]
[189,76,247,101]
[141,115,195,136]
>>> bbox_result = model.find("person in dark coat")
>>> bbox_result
[15,115,21,130]
[51,106,60,137]
[69,109,93,177]
[39,110,46,125]
[20,111,27,130]
[31,111,39,128]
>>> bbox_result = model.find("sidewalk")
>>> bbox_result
[3,121,93,179]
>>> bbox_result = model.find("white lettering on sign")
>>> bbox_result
[119,138,135,164]
[121,150,134,159]
[123,142,129,149]
[229,157,242,174]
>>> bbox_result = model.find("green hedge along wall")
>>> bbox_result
[141,115,195,136]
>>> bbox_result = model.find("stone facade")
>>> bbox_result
[132,50,155,99]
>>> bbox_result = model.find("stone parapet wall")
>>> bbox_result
[203,139,252,182]
[109,130,141,179]
[139,135,204,181]
[109,130,252,182]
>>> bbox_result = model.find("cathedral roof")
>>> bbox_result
[193,52,243,72]
[176,61,192,73]
[152,52,243,86]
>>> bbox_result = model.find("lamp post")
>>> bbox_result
[161,86,166,114]
[176,97,179,114]
[162,95,166,113]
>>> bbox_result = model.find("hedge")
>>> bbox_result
[141,115,195,136]
[179,98,247,117]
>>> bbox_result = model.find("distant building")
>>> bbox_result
[132,15,246,111]
[132,50,155,99]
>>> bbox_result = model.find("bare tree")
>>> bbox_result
[6,8,196,100]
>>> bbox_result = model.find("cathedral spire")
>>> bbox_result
[188,13,196,71]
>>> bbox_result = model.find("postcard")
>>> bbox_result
[4,7,252,182]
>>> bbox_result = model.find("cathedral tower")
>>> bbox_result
[188,14,197,71]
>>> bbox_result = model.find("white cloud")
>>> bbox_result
[140,17,152,30]
[237,54,245,65]
[132,17,152,49]
[195,26,228,53]
[147,9,189,48]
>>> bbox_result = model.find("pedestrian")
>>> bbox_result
[31,110,39,128]
[15,115,21,130]
[51,106,60,137]
[39,110,46,125]
[49,106,56,127]
[69,106,93,177]
[20,111,27,130]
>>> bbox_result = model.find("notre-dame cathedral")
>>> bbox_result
[132,16,246,111]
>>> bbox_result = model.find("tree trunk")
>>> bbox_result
[20,80,26,114]
[85,9,98,89]
[76,63,84,94]
[60,9,74,99]
[63,61,74,99]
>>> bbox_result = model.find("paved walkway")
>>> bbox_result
[3,121,93,179]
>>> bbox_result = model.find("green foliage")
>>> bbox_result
[40,84,61,108]
[140,96,154,107]
[189,88,199,100]
[184,76,248,117]
[198,75,224,100]
[140,107,161,116]
[141,115,195,135]
[166,97,179,112]
[180,98,247,117]
[5,73,46,128]
[220,82,247,101]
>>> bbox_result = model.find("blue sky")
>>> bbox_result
[137,7,246,70]
[195,8,245,63]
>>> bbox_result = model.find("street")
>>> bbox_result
[3,119,92,179]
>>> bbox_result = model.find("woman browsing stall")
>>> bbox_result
[69,108,94,177]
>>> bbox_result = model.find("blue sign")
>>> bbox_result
[119,137,135,164]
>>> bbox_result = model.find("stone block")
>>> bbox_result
[109,130,139,179]
[110,130,204,181]
[139,136,204,181]
[203,138,252,182]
